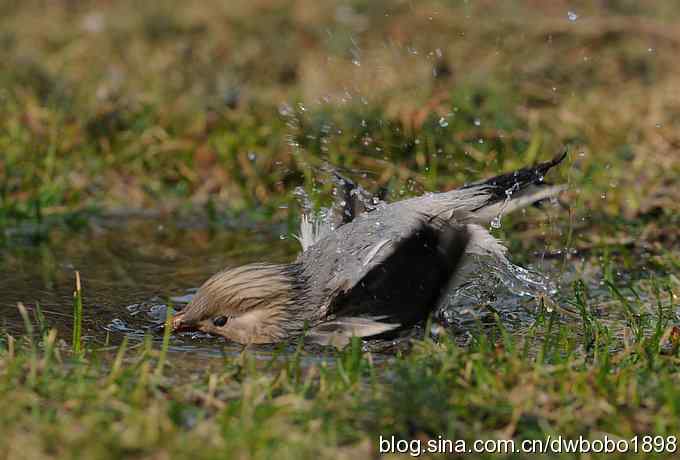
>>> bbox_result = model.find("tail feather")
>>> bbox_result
[465,149,566,206]
[461,149,567,223]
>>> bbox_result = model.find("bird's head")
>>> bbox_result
[172,263,308,344]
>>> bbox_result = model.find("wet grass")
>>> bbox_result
[1,0,680,458]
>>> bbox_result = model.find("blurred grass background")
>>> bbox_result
[1,0,678,243]
[2,3,680,459]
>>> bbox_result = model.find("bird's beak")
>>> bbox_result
[150,312,199,335]
[171,313,198,333]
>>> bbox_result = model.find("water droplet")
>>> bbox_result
[438,117,449,127]
[567,11,578,21]
[278,103,293,117]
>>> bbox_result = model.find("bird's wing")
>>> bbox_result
[305,216,470,344]
[307,316,400,348]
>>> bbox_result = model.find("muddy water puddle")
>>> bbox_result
[0,215,297,357]
[1,214,673,366]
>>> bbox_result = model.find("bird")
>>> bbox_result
[172,151,567,346]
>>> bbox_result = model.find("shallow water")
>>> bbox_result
[0,215,297,357]
[1,213,673,364]
[0,212,551,355]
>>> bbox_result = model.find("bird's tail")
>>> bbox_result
[458,149,567,223]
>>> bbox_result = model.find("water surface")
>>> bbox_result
[0,215,296,356]
[2,213,671,363]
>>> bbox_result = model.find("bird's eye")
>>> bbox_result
[212,316,229,327]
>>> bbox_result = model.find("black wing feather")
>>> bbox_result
[329,219,470,330]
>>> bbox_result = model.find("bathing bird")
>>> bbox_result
[172,151,567,346]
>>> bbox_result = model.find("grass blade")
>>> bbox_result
[72,271,83,354]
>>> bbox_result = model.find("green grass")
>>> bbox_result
[1,0,679,237]
[72,271,83,355]
[2,0,680,458]
[1,268,678,459]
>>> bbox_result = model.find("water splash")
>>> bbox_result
[294,186,313,215]
[438,254,557,329]
[490,182,519,229]
[293,167,387,249]
[494,256,557,297]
